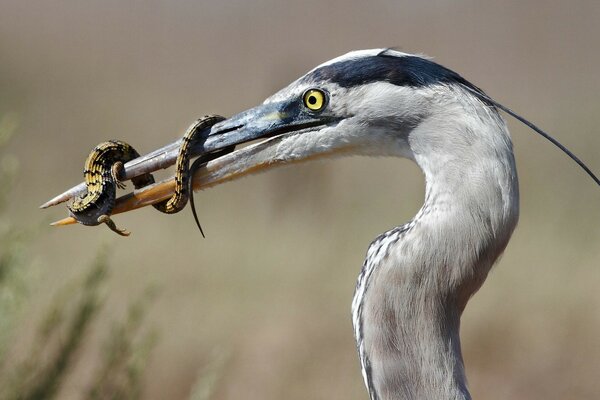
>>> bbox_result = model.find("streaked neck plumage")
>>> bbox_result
[352,90,519,400]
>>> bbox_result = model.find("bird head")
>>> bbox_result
[44,48,595,225]
[193,48,526,193]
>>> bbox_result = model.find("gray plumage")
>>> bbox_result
[43,47,596,399]
[350,77,518,400]
[206,48,521,399]
[267,49,519,399]
[320,53,520,399]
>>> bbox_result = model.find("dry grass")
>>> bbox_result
[1,2,599,399]
[0,125,160,399]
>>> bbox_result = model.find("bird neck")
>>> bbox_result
[353,112,519,400]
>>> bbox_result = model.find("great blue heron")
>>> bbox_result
[44,48,599,399]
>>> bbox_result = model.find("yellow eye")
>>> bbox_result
[303,89,327,112]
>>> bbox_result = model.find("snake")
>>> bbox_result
[67,115,226,236]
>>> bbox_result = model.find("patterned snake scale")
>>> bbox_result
[67,115,226,236]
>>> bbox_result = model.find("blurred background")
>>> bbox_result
[1,1,599,399]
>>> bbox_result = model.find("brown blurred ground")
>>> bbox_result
[1,1,599,399]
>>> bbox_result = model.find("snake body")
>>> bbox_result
[67,115,225,236]
[152,115,225,214]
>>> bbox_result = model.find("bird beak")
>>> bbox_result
[205,101,335,152]
[45,101,348,226]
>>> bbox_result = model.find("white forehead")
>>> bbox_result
[310,48,412,71]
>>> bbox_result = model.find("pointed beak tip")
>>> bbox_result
[50,217,77,227]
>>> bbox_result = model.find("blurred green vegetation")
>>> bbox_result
[0,112,26,362]
[0,118,159,399]
[188,349,229,400]
[0,2,599,399]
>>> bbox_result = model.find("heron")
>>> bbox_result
[44,48,599,399]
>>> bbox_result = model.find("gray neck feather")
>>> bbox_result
[353,93,519,400]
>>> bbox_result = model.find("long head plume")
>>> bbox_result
[459,84,600,186]
[374,47,599,186]
[42,48,599,231]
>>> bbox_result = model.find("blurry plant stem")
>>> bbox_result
[188,348,230,400]
[0,111,28,364]
[2,248,160,400]
[87,284,159,400]
[0,116,159,399]
[2,250,108,400]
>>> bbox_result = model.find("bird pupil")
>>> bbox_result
[308,96,317,105]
